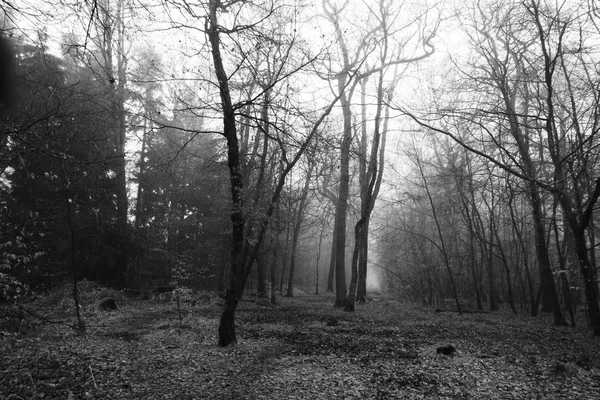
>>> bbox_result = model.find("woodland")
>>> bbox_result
[2,0,600,398]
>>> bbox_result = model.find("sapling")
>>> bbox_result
[172,286,193,326]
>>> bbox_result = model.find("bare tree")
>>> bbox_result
[321,0,437,308]
[399,0,600,333]
[205,0,349,345]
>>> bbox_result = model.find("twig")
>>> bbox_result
[88,365,97,388]
[478,359,491,374]
[17,305,63,324]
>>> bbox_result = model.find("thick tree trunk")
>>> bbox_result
[333,81,352,307]
[345,221,363,311]
[571,229,600,335]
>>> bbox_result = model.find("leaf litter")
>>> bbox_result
[1,291,600,399]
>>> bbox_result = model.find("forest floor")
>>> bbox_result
[2,284,600,399]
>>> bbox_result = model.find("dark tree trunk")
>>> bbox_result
[99,0,129,287]
[492,219,517,314]
[571,227,600,335]
[134,117,148,233]
[559,272,576,328]
[285,227,298,297]
[286,162,313,297]
[468,232,483,311]
[256,253,267,298]
[486,238,498,312]
[207,0,245,346]
[356,218,369,304]
[333,81,351,307]
[345,221,362,311]
[279,211,292,294]
[270,243,278,305]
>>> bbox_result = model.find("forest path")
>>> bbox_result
[2,291,600,399]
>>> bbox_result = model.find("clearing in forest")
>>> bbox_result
[2,288,600,399]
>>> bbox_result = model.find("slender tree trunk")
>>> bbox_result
[507,187,537,316]
[559,272,576,328]
[217,245,228,294]
[415,155,462,315]
[357,218,370,303]
[285,220,299,297]
[489,203,517,314]
[571,225,600,335]
[270,242,278,305]
[134,116,148,233]
[62,160,85,334]
[316,222,325,295]
[280,218,291,294]
[469,233,483,310]
[256,252,267,298]
[495,237,517,314]
[207,0,245,346]
[346,221,362,311]
[486,229,498,312]
[286,162,313,297]
[326,225,336,292]
[98,0,128,286]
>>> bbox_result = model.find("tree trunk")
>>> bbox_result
[286,162,313,297]
[270,242,278,305]
[332,80,351,307]
[415,155,462,314]
[285,221,299,297]
[326,225,336,292]
[279,213,292,294]
[491,209,517,314]
[356,218,369,303]
[346,221,362,311]
[486,234,498,312]
[134,116,148,233]
[571,227,600,335]
[256,252,267,298]
[507,189,537,316]
[316,222,325,295]
[207,0,245,347]
[98,0,128,286]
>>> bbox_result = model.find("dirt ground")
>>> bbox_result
[2,287,600,399]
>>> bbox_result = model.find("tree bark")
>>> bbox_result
[207,0,245,346]
[256,252,267,298]
[333,79,351,307]
[97,0,129,286]
[286,162,313,297]
[326,224,336,292]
